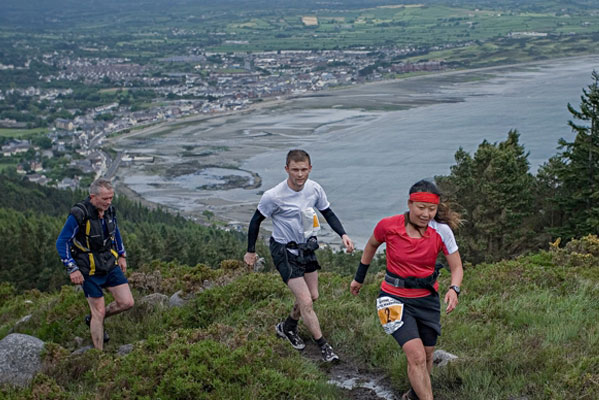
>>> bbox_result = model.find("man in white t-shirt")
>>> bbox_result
[244,149,354,362]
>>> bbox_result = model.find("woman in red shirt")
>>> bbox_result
[350,180,463,400]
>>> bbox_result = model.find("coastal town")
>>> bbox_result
[1,0,598,191]
[0,45,449,189]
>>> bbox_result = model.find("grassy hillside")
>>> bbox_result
[1,236,598,399]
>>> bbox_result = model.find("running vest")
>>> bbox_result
[69,198,119,276]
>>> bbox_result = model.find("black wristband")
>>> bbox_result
[354,262,370,284]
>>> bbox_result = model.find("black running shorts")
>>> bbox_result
[270,238,321,284]
[378,291,441,347]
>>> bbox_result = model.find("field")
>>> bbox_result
[0,128,48,139]
[406,34,599,68]
[0,159,17,172]
[1,1,598,58]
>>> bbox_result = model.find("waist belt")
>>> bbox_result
[285,236,319,252]
[284,236,319,264]
[384,273,408,288]
[384,263,445,293]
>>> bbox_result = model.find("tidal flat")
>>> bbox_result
[110,55,599,247]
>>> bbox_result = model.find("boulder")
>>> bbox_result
[117,344,134,356]
[71,345,93,355]
[0,333,45,387]
[433,349,458,367]
[138,293,169,308]
[169,290,186,308]
[169,290,196,308]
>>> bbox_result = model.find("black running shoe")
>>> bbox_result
[401,388,419,400]
[85,315,110,343]
[275,322,305,350]
[320,343,339,362]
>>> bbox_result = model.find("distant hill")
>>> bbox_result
[1,0,597,29]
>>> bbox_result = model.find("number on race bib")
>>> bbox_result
[376,296,404,335]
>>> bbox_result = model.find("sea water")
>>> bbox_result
[241,56,599,247]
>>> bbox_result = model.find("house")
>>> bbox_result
[26,173,49,186]
[69,159,94,173]
[122,154,154,163]
[57,176,80,190]
[55,118,74,131]
[30,161,43,172]
[2,140,31,156]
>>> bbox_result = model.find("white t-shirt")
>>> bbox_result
[258,179,330,245]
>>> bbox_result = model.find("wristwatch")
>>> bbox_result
[449,285,461,296]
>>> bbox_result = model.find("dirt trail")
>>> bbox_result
[300,342,398,400]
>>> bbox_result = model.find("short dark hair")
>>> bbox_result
[409,179,440,196]
[286,149,311,166]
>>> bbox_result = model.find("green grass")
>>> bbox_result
[211,4,599,52]
[1,235,599,398]
[0,159,17,172]
[4,3,598,56]
[98,87,129,94]
[407,34,599,68]
[0,128,48,138]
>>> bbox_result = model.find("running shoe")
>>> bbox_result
[401,388,419,400]
[275,322,305,350]
[320,343,340,362]
[85,314,110,343]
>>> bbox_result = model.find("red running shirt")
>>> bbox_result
[374,214,458,298]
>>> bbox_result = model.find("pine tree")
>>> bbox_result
[535,155,564,231]
[438,130,537,263]
[543,70,599,239]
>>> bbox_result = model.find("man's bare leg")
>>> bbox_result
[289,271,319,320]
[105,283,134,318]
[287,277,322,339]
[303,271,319,303]
[86,296,106,350]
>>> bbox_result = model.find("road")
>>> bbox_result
[103,151,123,179]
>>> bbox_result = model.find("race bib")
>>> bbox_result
[302,207,321,238]
[376,296,404,335]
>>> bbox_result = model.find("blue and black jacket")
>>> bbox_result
[56,197,125,276]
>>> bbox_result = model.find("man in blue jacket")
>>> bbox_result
[56,178,134,350]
